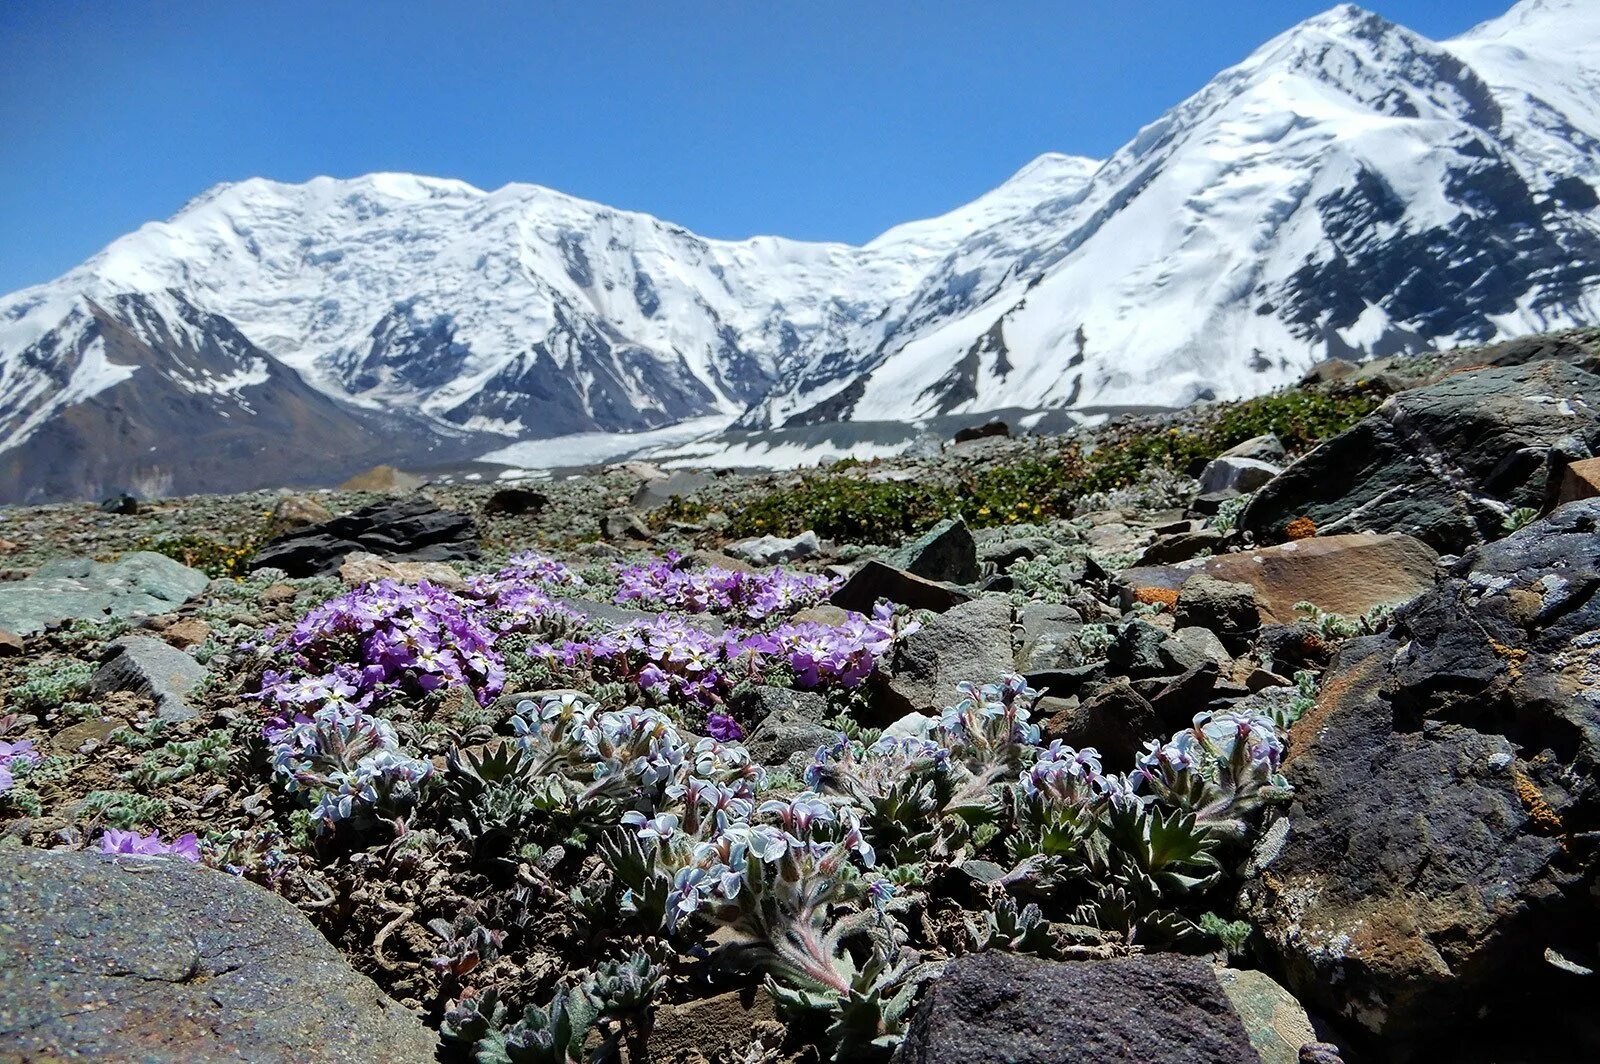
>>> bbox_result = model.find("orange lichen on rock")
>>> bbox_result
[1488,639,1528,681]
[1511,767,1563,835]
[1285,516,1317,541]
[1133,586,1180,609]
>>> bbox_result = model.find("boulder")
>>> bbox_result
[871,596,1013,720]
[339,551,466,590]
[1551,455,1600,508]
[952,420,1010,444]
[250,496,480,578]
[1241,500,1600,1053]
[1040,679,1159,769]
[829,561,974,615]
[1199,456,1282,495]
[1220,434,1288,464]
[91,635,208,722]
[1213,968,1329,1064]
[0,848,437,1062]
[1176,576,1261,650]
[266,494,335,536]
[98,492,141,515]
[1137,528,1229,565]
[339,465,425,492]
[725,530,821,566]
[980,536,1056,570]
[1014,602,1085,673]
[898,952,1263,1064]
[1120,533,1438,624]
[734,685,836,765]
[0,552,210,636]
[887,517,980,585]
[600,510,654,542]
[630,470,714,511]
[481,486,549,516]
[1242,361,1600,552]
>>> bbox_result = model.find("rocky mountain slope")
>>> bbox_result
[3,0,1599,504]
[0,337,1596,1062]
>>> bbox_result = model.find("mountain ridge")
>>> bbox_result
[3,0,1598,502]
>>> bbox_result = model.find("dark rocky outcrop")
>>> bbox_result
[1242,500,1600,1056]
[250,496,480,577]
[830,560,974,615]
[1241,361,1600,553]
[887,517,980,585]
[0,848,437,1063]
[898,952,1264,1064]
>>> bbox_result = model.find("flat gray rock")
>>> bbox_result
[0,848,437,1063]
[0,552,209,636]
[91,635,208,722]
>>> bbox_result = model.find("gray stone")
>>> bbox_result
[1243,361,1600,553]
[898,952,1263,1064]
[830,560,974,615]
[0,552,209,636]
[630,469,715,511]
[1199,456,1282,495]
[1219,433,1288,464]
[887,517,980,585]
[1214,968,1330,1064]
[1108,618,1172,679]
[1014,602,1084,673]
[91,635,208,722]
[1176,575,1261,649]
[872,596,1013,720]
[979,536,1056,570]
[599,510,654,542]
[0,847,437,1063]
[726,530,821,566]
[1163,625,1231,672]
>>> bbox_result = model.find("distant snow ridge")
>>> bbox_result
[1,0,1598,502]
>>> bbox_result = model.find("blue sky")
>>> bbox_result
[1,0,1510,294]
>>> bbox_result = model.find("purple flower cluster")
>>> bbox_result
[0,738,38,795]
[615,552,839,621]
[529,604,915,708]
[98,828,201,861]
[261,579,506,714]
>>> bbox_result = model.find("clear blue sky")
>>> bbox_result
[0,0,1510,294]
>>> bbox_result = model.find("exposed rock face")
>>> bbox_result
[725,531,821,566]
[1241,361,1600,553]
[90,635,207,722]
[250,496,480,578]
[887,517,980,585]
[830,560,974,615]
[1120,533,1439,623]
[871,596,1013,721]
[0,848,437,1063]
[0,551,209,635]
[1242,500,1600,1054]
[898,952,1264,1064]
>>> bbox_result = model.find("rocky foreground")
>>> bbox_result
[0,335,1597,1063]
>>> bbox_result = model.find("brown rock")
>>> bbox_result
[266,495,335,536]
[1040,679,1158,769]
[646,987,780,1063]
[1552,455,1600,508]
[0,628,22,656]
[339,551,466,590]
[830,560,974,615]
[339,465,426,493]
[1119,533,1438,623]
[158,617,212,650]
[260,583,298,605]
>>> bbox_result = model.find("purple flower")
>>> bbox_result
[705,712,744,742]
[98,829,201,861]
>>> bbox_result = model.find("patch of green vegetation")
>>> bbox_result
[730,476,961,542]
[126,732,232,787]
[725,386,1384,543]
[12,658,95,712]
[141,532,261,578]
[1199,912,1254,956]
[78,789,169,830]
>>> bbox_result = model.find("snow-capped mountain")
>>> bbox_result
[2,0,1598,501]
[745,0,1600,427]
